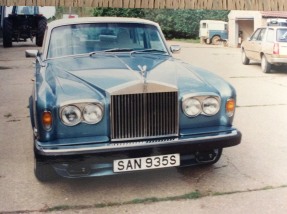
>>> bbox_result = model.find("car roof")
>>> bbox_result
[260,26,287,29]
[48,17,159,29]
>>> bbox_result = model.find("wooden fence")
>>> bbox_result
[0,0,286,11]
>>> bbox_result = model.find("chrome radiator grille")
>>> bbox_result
[110,92,178,141]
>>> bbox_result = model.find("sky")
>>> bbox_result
[5,6,56,19]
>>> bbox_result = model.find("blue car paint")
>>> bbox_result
[32,54,236,144]
[29,18,241,180]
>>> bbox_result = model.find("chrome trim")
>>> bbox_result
[36,130,239,155]
[59,100,104,126]
[108,81,178,95]
[182,93,221,117]
[110,91,179,141]
[33,128,38,137]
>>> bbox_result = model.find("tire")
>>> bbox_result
[212,35,221,45]
[241,49,250,65]
[261,55,271,73]
[34,156,58,182]
[36,18,47,47]
[3,18,13,48]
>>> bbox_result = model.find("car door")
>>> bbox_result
[253,28,266,61]
[263,28,275,61]
[244,28,265,61]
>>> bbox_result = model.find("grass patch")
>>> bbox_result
[4,113,12,118]
[23,185,287,213]
[171,38,200,43]
[46,205,70,212]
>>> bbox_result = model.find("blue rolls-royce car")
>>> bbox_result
[26,17,241,181]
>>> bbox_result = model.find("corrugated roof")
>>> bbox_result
[261,11,287,18]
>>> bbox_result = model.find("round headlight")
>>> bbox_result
[61,105,82,126]
[202,97,220,116]
[182,98,202,117]
[83,104,103,124]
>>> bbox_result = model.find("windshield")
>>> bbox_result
[15,6,37,15]
[277,28,287,42]
[47,23,168,58]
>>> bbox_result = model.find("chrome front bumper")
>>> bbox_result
[35,129,242,156]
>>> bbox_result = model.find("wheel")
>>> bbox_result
[212,35,221,45]
[3,18,13,48]
[36,18,47,47]
[241,49,250,65]
[195,148,223,165]
[34,156,58,182]
[261,55,271,73]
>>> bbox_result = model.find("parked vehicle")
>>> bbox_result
[26,17,241,182]
[2,6,47,47]
[241,19,287,73]
[199,20,228,45]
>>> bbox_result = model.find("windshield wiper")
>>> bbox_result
[89,48,134,57]
[131,49,168,55]
[104,48,134,52]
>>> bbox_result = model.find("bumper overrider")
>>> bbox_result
[34,127,241,177]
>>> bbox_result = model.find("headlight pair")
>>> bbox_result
[60,103,104,126]
[182,96,220,117]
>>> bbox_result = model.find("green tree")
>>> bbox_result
[93,8,145,18]
[92,8,229,39]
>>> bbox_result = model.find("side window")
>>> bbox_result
[266,29,274,42]
[250,29,262,41]
[257,28,266,41]
[277,29,287,42]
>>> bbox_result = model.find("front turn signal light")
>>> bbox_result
[226,99,235,117]
[42,111,52,130]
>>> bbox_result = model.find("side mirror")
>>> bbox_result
[170,45,181,54]
[25,50,39,58]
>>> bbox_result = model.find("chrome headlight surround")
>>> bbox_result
[61,105,82,126]
[60,100,104,126]
[182,97,202,117]
[182,94,221,117]
[202,97,220,116]
[82,104,104,124]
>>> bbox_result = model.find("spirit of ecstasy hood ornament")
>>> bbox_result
[138,65,147,79]
[138,65,148,92]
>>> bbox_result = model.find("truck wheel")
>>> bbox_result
[212,35,221,45]
[241,49,250,65]
[36,18,47,47]
[34,156,58,182]
[3,18,13,48]
[261,55,271,73]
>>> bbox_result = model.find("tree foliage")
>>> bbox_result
[93,8,146,18]
[55,7,229,39]
[93,8,229,39]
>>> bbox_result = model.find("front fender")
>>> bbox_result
[29,95,35,129]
